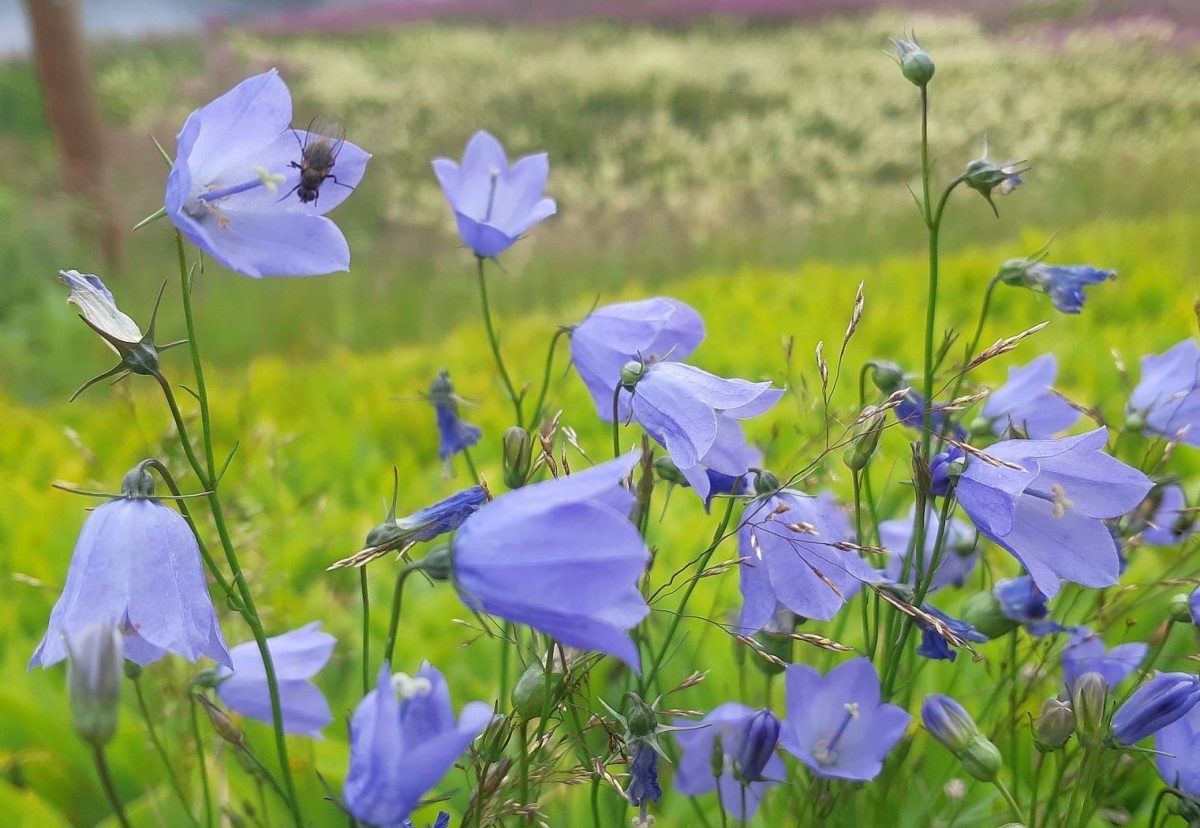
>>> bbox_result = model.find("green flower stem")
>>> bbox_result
[189,695,213,828]
[529,327,567,428]
[360,567,371,696]
[173,231,303,827]
[1029,752,1045,828]
[461,446,481,482]
[1041,750,1072,828]
[612,385,623,459]
[475,255,524,428]
[383,565,414,670]
[133,676,201,828]
[993,778,1025,823]
[946,273,1003,406]
[91,746,133,828]
[642,497,737,692]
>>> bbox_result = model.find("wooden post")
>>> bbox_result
[24,0,125,268]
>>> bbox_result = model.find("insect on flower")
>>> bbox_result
[283,116,356,204]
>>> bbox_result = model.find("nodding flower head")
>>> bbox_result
[997,257,1115,315]
[427,370,482,467]
[962,138,1028,216]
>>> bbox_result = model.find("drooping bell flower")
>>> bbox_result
[626,740,662,812]
[215,622,335,737]
[1111,673,1200,745]
[1127,339,1200,448]
[674,704,785,820]
[993,576,1061,636]
[979,354,1081,439]
[894,389,965,441]
[962,139,1027,216]
[952,427,1152,596]
[1141,484,1194,546]
[569,296,705,420]
[780,658,910,781]
[738,487,881,632]
[879,505,977,591]
[427,370,482,468]
[344,662,492,825]
[621,360,782,503]
[1155,702,1200,797]
[1060,629,1147,690]
[432,130,556,258]
[452,452,650,670]
[166,70,370,278]
[996,258,1115,314]
[31,463,230,669]
[915,605,987,662]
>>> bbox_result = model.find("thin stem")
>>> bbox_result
[383,566,414,669]
[612,385,623,459]
[993,778,1024,823]
[591,778,603,828]
[91,746,132,828]
[461,445,480,482]
[946,274,1003,407]
[173,231,302,826]
[133,676,200,827]
[1030,752,1044,828]
[475,256,523,427]
[519,718,532,822]
[189,695,214,828]
[530,327,567,428]
[360,567,371,696]
[642,498,737,691]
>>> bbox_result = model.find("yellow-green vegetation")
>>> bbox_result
[3,12,1200,400]
[5,205,1198,825]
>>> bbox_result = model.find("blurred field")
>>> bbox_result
[4,8,1200,827]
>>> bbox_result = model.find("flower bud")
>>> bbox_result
[418,543,454,582]
[1034,698,1075,752]
[753,469,781,497]
[1070,672,1109,747]
[502,426,533,489]
[710,733,726,780]
[734,709,781,783]
[922,694,980,754]
[958,736,1003,782]
[66,623,123,748]
[194,693,246,749]
[958,590,1019,640]
[1169,593,1194,623]
[510,660,565,720]
[624,692,659,739]
[962,144,1026,216]
[620,360,646,390]
[870,361,905,395]
[122,660,142,681]
[653,456,687,486]
[843,413,884,471]
[1111,673,1200,745]
[893,37,935,87]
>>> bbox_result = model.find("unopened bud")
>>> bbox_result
[843,413,885,471]
[653,456,687,486]
[620,360,646,390]
[624,692,659,739]
[1168,593,1194,623]
[122,660,142,681]
[502,426,533,489]
[1034,698,1075,752]
[417,543,453,582]
[870,361,905,395]
[894,37,935,87]
[734,709,781,783]
[710,733,726,780]
[510,660,565,720]
[194,693,246,749]
[753,469,781,496]
[959,736,1003,782]
[922,694,980,754]
[1070,672,1109,748]
[959,590,1018,640]
[66,623,123,748]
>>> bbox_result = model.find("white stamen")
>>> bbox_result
[253,165,287,197]
[391,672,433,699]
[1050,483,1074,518]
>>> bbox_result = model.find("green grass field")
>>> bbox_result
[4,9,1200,827]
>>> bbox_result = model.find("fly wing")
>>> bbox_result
[305,115,346,162]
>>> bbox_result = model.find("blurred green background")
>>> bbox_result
[3,2,1200,826]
